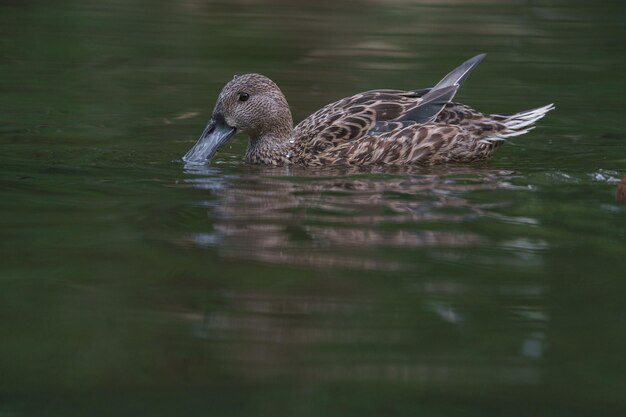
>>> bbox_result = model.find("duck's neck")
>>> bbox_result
[245,120,294,165]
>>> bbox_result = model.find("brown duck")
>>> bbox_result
[183,54,554,166]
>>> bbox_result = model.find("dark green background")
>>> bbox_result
[1,0,625,416]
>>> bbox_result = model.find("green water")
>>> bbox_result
[1,0,625,415]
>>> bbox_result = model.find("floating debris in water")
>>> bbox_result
[590,169,621,183]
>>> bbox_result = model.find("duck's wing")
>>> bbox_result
[312,102,554,166]
[403,53,486,98]
[294,85,459,153]
[294,54,487,151]
[295,89,419,137]
[432,53,486,90]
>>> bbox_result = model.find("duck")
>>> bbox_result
[617,176,626,203]
[182,54,554,166]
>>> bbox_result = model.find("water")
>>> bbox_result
[1,0,625,415]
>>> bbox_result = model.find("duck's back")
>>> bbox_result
[291,89,552,166]
[291,87,483,164]
[294,89,422,139]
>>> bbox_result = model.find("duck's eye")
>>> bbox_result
[238,92,249,102]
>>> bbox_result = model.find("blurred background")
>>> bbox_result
[1,0,625,416]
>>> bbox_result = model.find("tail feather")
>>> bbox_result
[480,103,555,144]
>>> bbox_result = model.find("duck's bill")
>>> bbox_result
[182,113,236,164]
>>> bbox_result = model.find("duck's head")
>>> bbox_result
[183,73,293,164]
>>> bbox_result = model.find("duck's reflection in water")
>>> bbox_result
[174,164,548,386]
[182,164,540,270]
[173,289,545,385]
[172,164,549,387]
